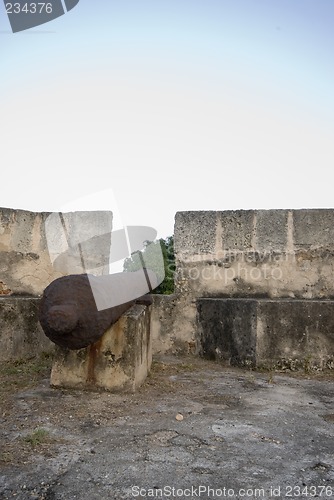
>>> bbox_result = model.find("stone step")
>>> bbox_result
[197,298,334,370]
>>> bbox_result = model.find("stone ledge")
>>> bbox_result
[50,304,152,392]
[197,298,334,370]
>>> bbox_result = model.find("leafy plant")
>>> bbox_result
[123,236,175,294]
[23,428,50,447]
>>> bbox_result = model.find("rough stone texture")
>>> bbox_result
[0,208,112,296]
[171,209,334,355]
[255,209,289,251]
[151,294,177,354]
[174,211,217,257]
[256,299,334,369]
[1,356,334,499]
[175,209,334,300]
[197,298,257,366]
[151,294,197,355]
[293,209,334,248]
[198,298,334,369]
[0,297,54,361]
[220,210,254,251]
[0,208,52,296]
[46,211,113,276]
[50,304,152,392]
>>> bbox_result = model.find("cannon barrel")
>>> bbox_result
[39,270,155,350]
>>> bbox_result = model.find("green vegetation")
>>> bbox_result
[0,353,54,395]
[0,352,53,377]
[123,236,175,294]
[23,428,51,447]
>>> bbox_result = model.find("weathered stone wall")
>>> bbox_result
[198,298,334,370]
[0,208,53,296]
[2,207,334,368]
[0,208,112,296]
[0,207,112,360]
[0,296,54,361]
[153,210,334,364]
[151,293,197,355]
[150,294,196,355]
[174,210,334,300]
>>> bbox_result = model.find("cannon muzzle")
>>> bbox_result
[39,270,156,350]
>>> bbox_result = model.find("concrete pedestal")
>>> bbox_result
[50,304,152,392]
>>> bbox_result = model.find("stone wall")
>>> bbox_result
[0,207,113,360]
[174,210,334,300]
[197,298,334,370]
[164,209,334,366]
[2,207,333,368]
[0,208,53,296]
[0,296,54,361]
[0,208,112,296]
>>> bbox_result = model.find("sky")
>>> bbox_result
[1,0,334,239]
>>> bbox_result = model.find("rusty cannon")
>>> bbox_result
[39,269,157,350]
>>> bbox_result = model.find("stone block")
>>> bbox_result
[0,297,54,361]
[174,211,217,257]
[197,298,334,369]
[46,211,112,275]
[255,209,289,252]
[0,208,51,296]
[293,209,334,248]
[50,304,152,392]
[197,298,257,365]
[256,299,334,369]
[220,210,254,251]
[151,294,177,354]
[0,207,112,295]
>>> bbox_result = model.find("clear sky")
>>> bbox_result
[1,0,334,238]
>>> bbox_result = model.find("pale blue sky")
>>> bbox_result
[1,0,333,237]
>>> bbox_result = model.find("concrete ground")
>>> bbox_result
[0,356,333,499]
